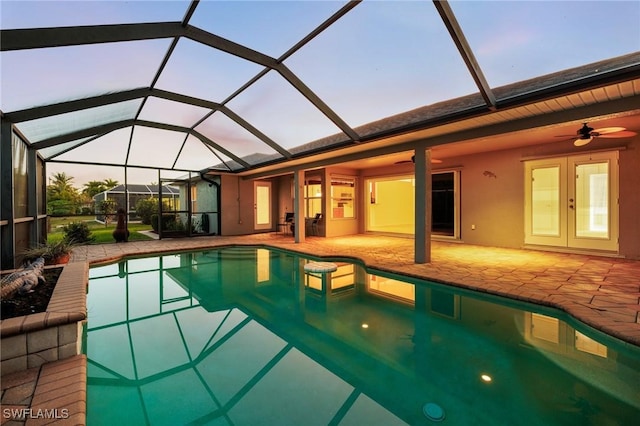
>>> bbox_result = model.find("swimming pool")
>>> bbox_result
[85,246,640,425]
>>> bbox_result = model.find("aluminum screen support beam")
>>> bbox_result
[433,0,497,111]
[0,22,184,51]
[0,120,16,269]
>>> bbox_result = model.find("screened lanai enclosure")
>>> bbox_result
[2,0,640,269]
[93,184,179,222]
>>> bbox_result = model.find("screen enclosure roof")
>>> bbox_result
[1,0,639,177]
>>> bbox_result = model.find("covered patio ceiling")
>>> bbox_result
[1,0,639,180]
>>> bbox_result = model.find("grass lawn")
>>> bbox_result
[48,215,154,244]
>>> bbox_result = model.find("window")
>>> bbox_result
[304,177,322,218]
[190,185,197,213]
[330,176,355,219]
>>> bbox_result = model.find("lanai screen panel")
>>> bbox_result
[450,1,640,89]
[1,1,189,28]
[127,126,190,169]
[189,1,347,58]
[225,70,348,150]
[284,0,480,129]
[48,129,134,165]
[154,38,265,103]
[173,134,231,172]
[195,112,283,164]
[137,98,211,129]
[18,100,142,144]
[1,40,171,112]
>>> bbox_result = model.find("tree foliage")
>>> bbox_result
[99,199,117,227]
[82,180,109,198]
[135,198,157,225]
[47,172,82,215]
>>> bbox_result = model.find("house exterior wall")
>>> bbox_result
[455,148,524,248]
[357,138,640,259]
[219,175,279,236]
[220,137,639,259]
[324,166,359,237]
[220,175,254,235]
[618,137,640,259]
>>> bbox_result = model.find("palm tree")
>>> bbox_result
[47,172,81,215]
[82,180,108,198]
[103,178,119,189]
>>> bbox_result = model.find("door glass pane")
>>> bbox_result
[256,185,270,226]
[575,162,609,239]
[432,172,455,236]
[531,167,560,236]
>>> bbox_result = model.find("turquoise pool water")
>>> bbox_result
[85,247,640,425]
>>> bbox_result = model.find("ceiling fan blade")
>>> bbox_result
[598,130,637,138]
[593,126,626,135]
[574,136,593,147]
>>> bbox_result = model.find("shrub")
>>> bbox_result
[135,198,156,225]
[63,222,95,244]
[151,214,176,232]
[22,240,75,263]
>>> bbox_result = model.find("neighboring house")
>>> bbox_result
[92,184,179,223]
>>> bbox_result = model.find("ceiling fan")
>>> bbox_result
[394,155,443,165]
[561,123,637,147]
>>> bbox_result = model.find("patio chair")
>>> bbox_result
[278,212,295,234]
[310,213,323,236]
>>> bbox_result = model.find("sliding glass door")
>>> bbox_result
[365,171,459,238]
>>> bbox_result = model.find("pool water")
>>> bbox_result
[85,247,640,425]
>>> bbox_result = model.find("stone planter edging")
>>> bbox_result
[1,261,88,376]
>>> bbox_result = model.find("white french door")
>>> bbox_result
[254,181,272,231]
[525,151,618,252]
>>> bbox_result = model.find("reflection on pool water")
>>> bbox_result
[85,247,640,425]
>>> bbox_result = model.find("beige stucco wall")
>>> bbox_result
[219,175,278,236]
[455,148,524,248]
[618,137,640,259]
[324,166,359,237]
[217,136,640,258]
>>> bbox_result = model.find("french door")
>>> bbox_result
[254,181,272,231]
[524,151,618,252]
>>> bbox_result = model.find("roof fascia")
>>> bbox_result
[240,93,640,179]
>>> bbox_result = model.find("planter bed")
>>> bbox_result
[1,261,88,376]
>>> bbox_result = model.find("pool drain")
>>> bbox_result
[423,402,445,422]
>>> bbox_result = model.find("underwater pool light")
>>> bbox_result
[361,323,369,329]
[481,374,492,382]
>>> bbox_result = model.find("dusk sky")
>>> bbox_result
[1,0,639,186]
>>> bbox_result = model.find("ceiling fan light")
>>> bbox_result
[574,136,593,147]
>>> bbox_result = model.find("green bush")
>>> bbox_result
[63,221,95,244]
[135,198,156,225]
[151,214,176,232]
